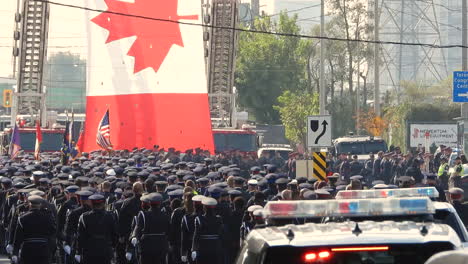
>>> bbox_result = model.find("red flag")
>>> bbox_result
[74,130,85,159]
[34,120,42,160]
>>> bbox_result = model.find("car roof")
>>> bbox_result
[434,202,457,212]
[333,136,384,144]
[246,221,461,253]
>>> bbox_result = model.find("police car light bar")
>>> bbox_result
[335,187,439,200]
[262,197,435,219]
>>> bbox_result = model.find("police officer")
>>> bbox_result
[191,197,223,264]
[57,185,79,263]
[130,193,170,264]
[63,190,93,260]
[181,195,204,263]
[76,194,117,264]
[117,182,144,259]
[448,188,468,226]
[12,195,57,264]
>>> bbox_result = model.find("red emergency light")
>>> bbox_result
[304,250,331,262]
[331,246,389,252]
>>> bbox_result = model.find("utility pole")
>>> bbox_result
[374,0,380,116]
[462,0,467,153]
[319,0,326,115]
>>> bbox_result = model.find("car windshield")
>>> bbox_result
[336,141,387,155]
[214,133,257,152]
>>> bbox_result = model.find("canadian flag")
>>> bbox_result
[83,0,214,152]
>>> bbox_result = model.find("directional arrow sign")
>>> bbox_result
[307,115,332,148]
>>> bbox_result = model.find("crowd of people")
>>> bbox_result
[0,145,467,264]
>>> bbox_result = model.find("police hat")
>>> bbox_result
[298,183,313,190]
[207,186,223,199]
[106,169,116,176]
[168,189,184,198]
[28,195,44,205]
[234,177,245,184]
[265,173,278,184]
[228,189,242,197]
[39,178,51,184]
[449,187,464,195]
[76,190,93,200]
[32,171,44,177]
[247,205,262,213]
[373,184,389,189]
[202,197,217,207]
[350,175,363,181]
[0,177,12,185]
[146,193,163,204]
[192,195,205,203]
[88,194,105,204]
[13,182,26,189]
[275,178,289,185]
[29,190,45,197]
[247,179,258,186]
[65,185,79,193]
[303,190,316,200]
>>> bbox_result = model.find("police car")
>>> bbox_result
[333,187,468,243]
[236,197,462,264]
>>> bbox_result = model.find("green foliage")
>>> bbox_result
[383,78,460,150]
[235,13,311,124]
[274,90,319,146]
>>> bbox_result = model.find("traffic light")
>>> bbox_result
[3,89,12,108]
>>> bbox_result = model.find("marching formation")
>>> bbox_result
[0,145,467,264]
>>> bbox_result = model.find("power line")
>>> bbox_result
[32,0,468,49]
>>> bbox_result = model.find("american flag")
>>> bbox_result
[96,109,113,150]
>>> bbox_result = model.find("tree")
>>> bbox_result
[274,90,319,147]
[236,13,311,123]
[356,109,388,137]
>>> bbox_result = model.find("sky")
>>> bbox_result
[0,0,321,78]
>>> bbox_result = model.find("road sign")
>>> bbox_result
[307,115,332,147]
[453,71,468,102]
[312,152,327,181]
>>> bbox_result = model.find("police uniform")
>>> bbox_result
[76,194,117,264]
[131,193,170,264]
[13,195,57,264]
[192,197,223,264]
[181,195,204,263]
[449,188,468,226]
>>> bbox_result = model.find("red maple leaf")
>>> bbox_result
[92,0,198,73]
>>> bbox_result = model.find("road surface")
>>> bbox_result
[0,255,8,264]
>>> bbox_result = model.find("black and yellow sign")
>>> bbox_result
[3,89,12,108]
[312,152,327,181]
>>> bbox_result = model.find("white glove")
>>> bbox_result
[125,252,132,261]
[191,251,197,261]
[181,255,188,262]
[11,256,17,263]
[74,255,81,263]
[5,244,13,255]
[63,245,71,255]
[131,237,138,246]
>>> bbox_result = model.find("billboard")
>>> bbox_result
[408,123,459,148]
